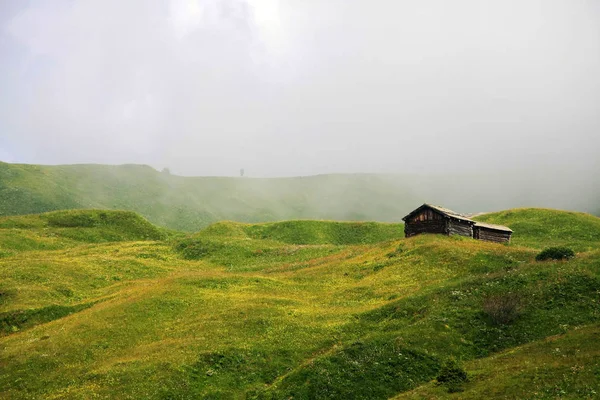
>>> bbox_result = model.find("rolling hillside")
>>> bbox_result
[475,208,600,251]
[0,210,169,256]
[0,161,419,231]
[2,161,599,231]
[1,208,599,399]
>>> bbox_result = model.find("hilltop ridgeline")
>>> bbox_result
[0,162,417,231]
[2,161,599,231]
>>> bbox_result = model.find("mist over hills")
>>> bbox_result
[0,161,598,231]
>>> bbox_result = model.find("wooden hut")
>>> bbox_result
[403,204,513,243]
[473,222,512,243]
[402,204,475,238]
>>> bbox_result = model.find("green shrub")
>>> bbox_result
[436,359,468,393]
[535,247,575,261]
[483,293,522,325]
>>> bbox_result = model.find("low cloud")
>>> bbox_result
[1,0,599,178]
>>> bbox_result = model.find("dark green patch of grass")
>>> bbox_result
[158,348,300,399]
[0,302,96,336]
[361,296,430,325]
[0,250,13,258]
[258,337,440,400]
[536,246,575,261]
[436,359,468,393]
[174,237,232,260]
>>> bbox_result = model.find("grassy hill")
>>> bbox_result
[2,161,599,232]
[0,210,169,257]
[474,208,600,251]
[1,208,599,398]
[0,161,420,231]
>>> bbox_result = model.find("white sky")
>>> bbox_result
[1,0,599,177]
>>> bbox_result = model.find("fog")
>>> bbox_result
[1,1,599,180]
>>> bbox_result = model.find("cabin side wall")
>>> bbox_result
[474,227,511,243]
[447,219,473,237]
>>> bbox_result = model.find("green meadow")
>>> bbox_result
[1,208,599,399]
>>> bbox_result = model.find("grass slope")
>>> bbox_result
[0,161,419,231]
[0,208,599,399]
[475,208,600,251]
[0,210,168,256]
[198,220,404,245]
[395,324,600,399]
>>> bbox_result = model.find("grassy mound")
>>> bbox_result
[475,208,600,250]
[0,210,166,251]
[243,220,404,245]
[174,220,403,271]
[198,220,404,245]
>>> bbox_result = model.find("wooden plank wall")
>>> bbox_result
[447,219,473,237]
[474,228,511,243]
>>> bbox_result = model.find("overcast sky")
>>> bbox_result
[1,0,599,177]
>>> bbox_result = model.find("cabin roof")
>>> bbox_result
[473,221,513,233]
[402,203,475,223]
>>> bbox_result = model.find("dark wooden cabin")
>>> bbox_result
[402,204,475,238]
[402,204,513,243]
[473,222,512,243]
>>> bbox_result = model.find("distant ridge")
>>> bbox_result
[0,161,419,231]
[1,161,598,231]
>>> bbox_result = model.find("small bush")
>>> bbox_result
[436,359,468,393]
[535,247,575,261]
[483,293,521,325]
